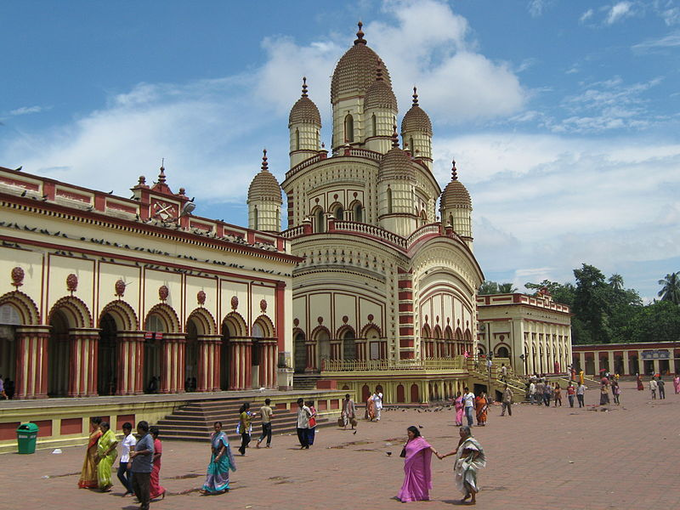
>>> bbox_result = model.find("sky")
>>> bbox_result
[1,0,679,302]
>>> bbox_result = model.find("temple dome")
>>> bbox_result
[248,150,282,202]
[401,88,432,135]
[365,67,397,111]
[378,134,415,182]
[331,22,392,104]
[441,161,471,208]
[289,77,321,127]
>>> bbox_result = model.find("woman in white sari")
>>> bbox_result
[437,426,486,505]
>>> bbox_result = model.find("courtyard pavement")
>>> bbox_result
[0,380,677,510]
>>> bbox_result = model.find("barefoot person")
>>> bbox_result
[397,426,439,502]
[78,417,102,489]
[96,421,118,492]
[201,421,236,494]
[438,426,486,505]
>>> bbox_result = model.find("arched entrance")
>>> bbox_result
[341,328,356,360]
[497,346,510,358]
[0,304,20,396]
[48,309,71,397]
[221,312,246,390]
[143,313,164,393]
[185,320,199,391]
[97,313,118,395]
[316,329,330,370]
[251,322,264,388]
[294,330,306,373]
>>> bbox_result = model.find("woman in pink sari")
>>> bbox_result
[673,374,680,394]
[454,391,464,426]
[149,426,166,500]
[397,426,439,502]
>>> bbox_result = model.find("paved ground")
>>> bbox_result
[0,381,677,510]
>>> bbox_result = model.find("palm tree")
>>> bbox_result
[609,274,624,291]
[658,272,680,305]
[498,283,517,293]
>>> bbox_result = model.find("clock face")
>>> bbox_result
[151,199,178,220]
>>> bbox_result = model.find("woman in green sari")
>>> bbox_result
[96,421,118,492]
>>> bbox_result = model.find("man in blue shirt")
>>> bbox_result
[130,420,154,510]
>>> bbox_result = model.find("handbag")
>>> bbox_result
[400,447,406,458]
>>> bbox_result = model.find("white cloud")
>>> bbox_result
[527,0,554,18]
[606,2,634,24]
[579,8,594,24]
[632,31,680,52]
[8,105,45,116]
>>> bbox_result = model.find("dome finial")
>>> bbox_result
[354,21,366,45]
[391,125,399,148]
[301,77,308,98]
[262,149,269,172]
[412,86,419,106]
[451,159,458,180]
[158,158,167,184]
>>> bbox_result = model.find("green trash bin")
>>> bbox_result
[17,422,39,454]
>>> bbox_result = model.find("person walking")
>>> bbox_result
[149,426,166,501]
[374,391,384,421]
[255,398,273,448]
[397,426,439,502]
[475,392,488,426]
[673,374,680,394]
[566,383,575,408]
[535,379,544,406]
[237,403,253,455]
[341,394,357,430]
[553,383,562,407]
[78,416,102,489]
[599,383,610,406]
[453,391,464,426]
[636,373,644,391]
[96,421,118,492]
[500,384,513,416]
[462,387,475,427]
[529,380,537,405]
[306,400,317,446]
[366,392,376,421]
[437,426,486,506]
[296,398,311,449]
[649,377,658,399]
[658,377,666,399]
[130,421,154,510]
[577,382,586,407]
[201,421,236,494]
[543,381,553,407]
[117,422,136,496]
[612,380,621,405]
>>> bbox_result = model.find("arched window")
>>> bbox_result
[409,137,414,154]
[253,206,259,230]
[420,210,427,227]
[275,209,280,230]
[386,187,392,214]
[372,114,377,137]
[354,202,363,222]
[333,204,344,220]
[344,114,354,143]
[295,129,300,150]
[315,209,325,233]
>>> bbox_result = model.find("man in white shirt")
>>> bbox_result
[529,381,537,405]
[117,422,137,496]
[373,392,383,421]
[296,398,311,449]
[463,387,475,427]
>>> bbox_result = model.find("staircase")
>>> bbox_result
[293,373,321,390]
[156,397,303,442]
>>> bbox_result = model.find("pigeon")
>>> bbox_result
[418,425,423,429]
[20,190,27,197]
[386,452,392,456]
[353,430,357,435]
[15,166,22,171]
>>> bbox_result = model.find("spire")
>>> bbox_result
[412,87,419,107]
[261,149,269,172]
[354,21,366,45]
[301,77,308,98]
[391,125,399,148]
[451,160,458,180]
[158,159,167,184]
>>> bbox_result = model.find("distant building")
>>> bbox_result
[477,290,572,376]
[247,24,484,402]
[0,165,298,399]
[572,342,679,376]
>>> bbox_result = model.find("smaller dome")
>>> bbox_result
[365,67,397,111]
[289,77,321,127]
[441,160,471,209]
[378,132,415,182]
[401,87,432,135]
[248,150,282,202]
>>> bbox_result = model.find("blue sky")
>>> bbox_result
[1,0,679,301]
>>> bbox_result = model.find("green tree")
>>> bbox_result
[608,274,624,291]
[630,301,680,343]
[478,281,499,295]
[524,279,575,306]
[658,272,680,305]
[497,283,517,293]
[572,264,611,344]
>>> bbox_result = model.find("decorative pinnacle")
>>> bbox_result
[261,149,269,172]
[158,160,166,184]
[354,21,366,45]
[391,125,399,148]
[451,160,458,180]
[301,77,308,98]
[412,87,419,106]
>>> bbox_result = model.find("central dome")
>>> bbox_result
[331,23,392,104]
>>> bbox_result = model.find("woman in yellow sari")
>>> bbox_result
[78,416,102,488]
[97,421,118,492]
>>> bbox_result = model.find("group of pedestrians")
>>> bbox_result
[452,384,514,428]
[78,418,164,510]
[527,377,588,408]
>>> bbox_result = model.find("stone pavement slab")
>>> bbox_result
[0,381,677,510]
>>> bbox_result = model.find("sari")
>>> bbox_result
[454,436,486,496]
[78,427,102,488]
[397,436,433,502]
[202,431,236,494]
[366,395,375,421]
[96,428,118,490]
[673,376,680,394]
[636,375,644,391]
[150,438,166,499]
[474,396,488,425]
[454,396,464,426]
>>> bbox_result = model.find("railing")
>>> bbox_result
[281,225,305,239]
[406,223,443,248]
[333,221,407,248]
[321,356,466,372]
[286,153,327,180]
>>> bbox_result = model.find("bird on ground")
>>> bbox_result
[353,430,357,435]
[386,452,392,456]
